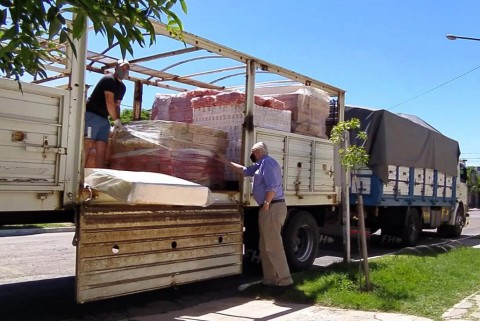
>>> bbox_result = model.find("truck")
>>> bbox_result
[327,106,468,247]
[0,21,345,303]
[0,20,468,304]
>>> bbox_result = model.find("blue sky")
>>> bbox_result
[87,1,480,166]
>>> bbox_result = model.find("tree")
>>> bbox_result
[330,118,371,291]
[118,108,151,123]
[0,0,187,80]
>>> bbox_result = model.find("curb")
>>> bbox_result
[0,227,75,237]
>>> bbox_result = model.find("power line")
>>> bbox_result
[388,64,480,111]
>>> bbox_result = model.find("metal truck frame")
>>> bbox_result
[0,21,346,303]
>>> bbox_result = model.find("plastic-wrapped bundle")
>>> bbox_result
[151,94,172,120]
[191,95,217,108]
[193,104,291,181]
[152,89,221,122]
[168,94,193,123]
[256,86,331,138]
[185,89,221,99]
[171,149,225,189]
[254,95,266,106]
[110,148,174,175]
[215,91,246,106]
[150,93,193,123]
[152,89,289,121]
[109,120,228,189]
[262,97,286,109]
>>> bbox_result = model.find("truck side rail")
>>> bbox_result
[351,165,457,207]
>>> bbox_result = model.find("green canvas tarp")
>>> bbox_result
[345,106,460,183]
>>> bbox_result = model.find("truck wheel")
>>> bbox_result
[437,206,465,238]
[402,208,421,247]
[282,211,319,272]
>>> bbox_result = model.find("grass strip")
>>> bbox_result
[243,246,480,320]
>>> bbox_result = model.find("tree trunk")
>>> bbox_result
[342,167,351,263]
[357,194,371,291]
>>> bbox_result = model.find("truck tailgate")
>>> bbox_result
[76,204,242,303]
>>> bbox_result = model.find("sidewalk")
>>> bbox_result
[149,296,434,321]
[2,226,479,320]
[442,291,480,320]
[110,236,480,320]
[132,289,480,321]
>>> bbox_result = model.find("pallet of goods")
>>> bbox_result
[151,89,292,181]
[255,85,331,138]
[108,120,228,189]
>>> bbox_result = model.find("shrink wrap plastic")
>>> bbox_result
[151,89,291,181]
[256,86,331,138]
[109,120,228,189]
[151,89,288,122]
[84,168,214,206]
[192,102,291,181]
[151,89,221,123]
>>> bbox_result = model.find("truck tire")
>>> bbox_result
[402,207,421,247]
[282,211,319,272]
[437,206,465,238]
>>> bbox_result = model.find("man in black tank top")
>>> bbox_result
[84,59,129,167]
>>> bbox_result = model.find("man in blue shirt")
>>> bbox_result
[218,142,293,289]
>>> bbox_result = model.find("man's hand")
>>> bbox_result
[262,202,270,211]
[113,119,124,133]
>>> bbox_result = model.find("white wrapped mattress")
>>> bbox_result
[84,168,214,207]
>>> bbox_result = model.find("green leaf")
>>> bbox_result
[165,1,174,10]
[65,34,77,58]
[48,18,62,40]
[72,12,87,39]
[47,6,58,22]
[168,10,183,30]
[180,0,188,13]
[132,30,146,46]
[0,38,19,54]
[0,26,17,42]
[0,9,7,25]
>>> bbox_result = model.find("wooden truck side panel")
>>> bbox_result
[76,204,243,303]
[250,128,339,207]
[0,79,71,212]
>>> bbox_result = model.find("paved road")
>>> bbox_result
[1,210,479,320]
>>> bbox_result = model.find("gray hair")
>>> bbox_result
[252,141,268,155]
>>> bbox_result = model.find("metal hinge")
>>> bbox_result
[25,135,66,155]
[26,146,66,154]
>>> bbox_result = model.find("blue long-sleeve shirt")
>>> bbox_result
[243,155,285,205]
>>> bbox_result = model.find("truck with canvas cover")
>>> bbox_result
[330,106,468,246]
[0,20,346,303]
